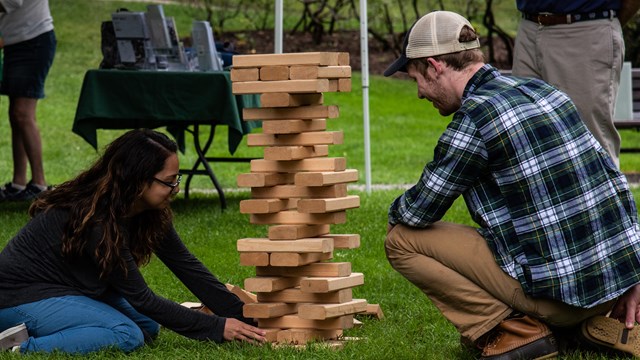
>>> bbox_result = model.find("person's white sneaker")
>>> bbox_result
[0,323,28,351]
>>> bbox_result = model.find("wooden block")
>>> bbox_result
[260,65,289,81]
[237,238,333,253]
[260,93,323,108]
[295,169,359,186]
[239,252,270,266]
[262,119,327,134]
[251,184,347,199]
[250,158,346,173]
[243,302,298,319]
[270,251,333,266]
[338,52,349,66]
[257,262,351,277]
[264,328,281,342]
[320,234,360,249]
[180,302,214,315]
[239,198,296,214]
[232,79,329,94]
[230,67,259,82]
[263,145,328,160]
[358,304,385,319]
[298,299,368,320]
[328,79,338,92]
[247,131,344,146]
[257,288,352,303]
[243,105,339,121]
[244,276,301,292]
[268,224,330,240]
[258,315,353,330]
[232,52,340,68]
[276,329,342,344]
[290,65,351,79]
[338,78,352,92]
[300,273,364,293]
[225,283,258,304]
[237,172,294,187]
[298,195,360,213]
[250,211,346,225]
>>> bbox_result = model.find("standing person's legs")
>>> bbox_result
[385,222,612,344]
[8,97,44,186]
[0,295,147,354]
[513,19,623,166]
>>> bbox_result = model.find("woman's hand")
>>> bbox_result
[609,283,640,329]
[223,318,267,344]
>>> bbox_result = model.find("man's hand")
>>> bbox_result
[223,318,267,344]
[609,283,640,329]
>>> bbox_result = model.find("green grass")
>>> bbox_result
[0,0,639,359]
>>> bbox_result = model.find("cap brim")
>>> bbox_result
[383,54,409,77]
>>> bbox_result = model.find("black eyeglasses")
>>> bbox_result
[153,174,182,191]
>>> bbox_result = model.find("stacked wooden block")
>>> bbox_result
[231,52,366,345]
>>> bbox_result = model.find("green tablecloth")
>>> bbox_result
[73,69,260,154]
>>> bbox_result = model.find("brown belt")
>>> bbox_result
[523,9,616,26]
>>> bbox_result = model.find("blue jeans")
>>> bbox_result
[0,294,159,354]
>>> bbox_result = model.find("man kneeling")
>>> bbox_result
[383,10,640,359]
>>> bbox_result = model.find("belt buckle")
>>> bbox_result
[537,13,549,25]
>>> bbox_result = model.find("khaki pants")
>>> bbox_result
[385,222,614,343]
[512,18,624,167]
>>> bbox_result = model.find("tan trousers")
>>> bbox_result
[512,18,624,167]
[384,222,614,344]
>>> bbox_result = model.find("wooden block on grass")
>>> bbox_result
[268,224,330,240]
[247,131,344,147]
[270,251,333,266]
[263,145,328,160]
[243,105,339,121]
[320,234,360,249]
[276,329,342,344]
[251,158,346,173]
[300,273,364,293]
[225,283,258,304]
[237,238,333,253]
[237,172,294,187]
[250,211,346,225]
[294,169,358,186]
[243,302,298,319]
[257,288,352,303]
[251,184,347,199]
[298,299,368,320]
[258,315,353,330]
[260,65,289,81]
[230,67,259,82]
[298,195,360,213]
[244,276,301,292]
[256,262,352,277]
[358,304,385,319]
[233,52,341,68]
[260,93,323,108]
[262,119,327,134]
[239,252,270,266]
[233,79,329,94]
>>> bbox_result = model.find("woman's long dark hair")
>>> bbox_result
[29,129,178,279]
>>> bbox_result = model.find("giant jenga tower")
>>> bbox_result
[231,52,367,345]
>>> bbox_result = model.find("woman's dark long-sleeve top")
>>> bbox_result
[0,207,250,342]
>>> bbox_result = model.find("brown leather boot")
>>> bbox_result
[479,314,558,359]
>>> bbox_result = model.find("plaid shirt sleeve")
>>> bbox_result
[388,112,488,227]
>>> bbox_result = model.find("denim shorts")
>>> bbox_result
[0,30,56,99]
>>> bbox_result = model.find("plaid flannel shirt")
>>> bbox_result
[388,64,640,308]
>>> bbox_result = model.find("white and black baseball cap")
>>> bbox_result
[384,11,481,76]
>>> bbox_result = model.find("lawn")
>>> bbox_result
[0,0,639,359]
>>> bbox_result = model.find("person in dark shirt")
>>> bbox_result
[0,129,266,354]
[383,10,640,360]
